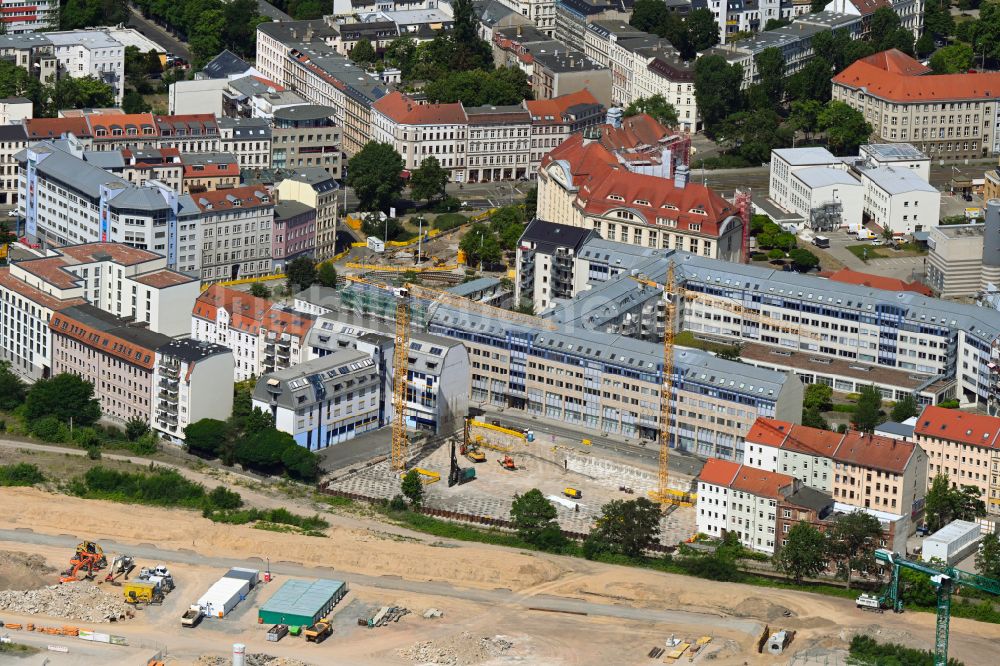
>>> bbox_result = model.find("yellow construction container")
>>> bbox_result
[123,581,161,604]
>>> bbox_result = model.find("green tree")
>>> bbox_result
[789,248,820,272]
[524,185,537,219]
[802,408,829,430]
[976,532,1000,580]
[785,58,833,104]
[818,101,871,155]
[890,394,919,422]
[384,37,417,76]
[826,510,882,589]
[899,566,937,607]
[401,469,424,507]
[184,418,229,458]
[0,361,26,411]
[810,0,827,11]
[924,0,954,38]
[450,0,493,71]
[459,224,503,267]
[347,141,405,212]
[510,488,564,549]
[122,90,152,114]
[423,67,532,106]
[630,0,667,32]
[852,384,884,433]
[125,417,149,442]
[930,44,975,73]
[208,485,243,510]
[281,445,320,481]
[349,39,377,65]
[410,156,449,203]
[715,108,790,164]
[624,94,679,127]
[686,8,720,52]
[915,32,935,58]
[924,473,953,532]
[285,256,317,293]
[776,522,828,583]
[591,497,661,558]
[24,374,101,426]
[870,7,902,48]
[235,428,295,472]
[803,383,833,412]
[694,55,744,135]
[249,282,271,298]
[755,47,785,107]
[317,262,338,288]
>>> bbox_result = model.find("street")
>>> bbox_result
[127,6,191,61]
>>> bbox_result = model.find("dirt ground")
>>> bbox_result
[0,550,54,591]
[0,488,997,665]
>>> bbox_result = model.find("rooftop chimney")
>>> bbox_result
[674,164,689,190]
[606,107,623,128]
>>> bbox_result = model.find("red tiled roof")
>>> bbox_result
[16,257,80,289]
[59,243,161,266]
[373,91,467,125]
[193,284,270,331]
[834,49,1000,102]
[192,185,272,212]
[262,307,315,338]
[730,466,797,500]
[915,405,1000,449]
[698,458,740,486]
[0,267,86,311]
[524,90,599,125]
[543,132,734,237]
[848,0,891,16]
[251,75,284,91]
[183,162,239,178]
[860,49,931,76]
[133,269,196,288]
[747,417,919,474]
[823,268,933,296]
[25,117,91,140]
[86,113,156,136]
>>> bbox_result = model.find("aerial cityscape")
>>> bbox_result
[0,0,999,664]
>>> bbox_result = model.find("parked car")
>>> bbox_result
[871,238,885,246]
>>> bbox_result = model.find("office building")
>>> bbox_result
[271,105,342,178]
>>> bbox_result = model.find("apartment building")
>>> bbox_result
[0,0,56,32]
[524,89,604,176]
[833,49,999,159]
[271,105,342,178]
[743,417,927,521]
[332,281,803,460]
[276,168,340,260]
[371,92,469,181]
[218,117,273,171]
[515,219,596,310]
[536,121,744,261]
[475,0,534,43]
[465,104,532,183]
[192,285,316,381]
[153,338,235,444]
[531,48,612,106]
[19,142,203,274]
[272,201,316,271]
[0,123,27,211]
[300,308,470,434]
[252,350,380,450]
[553,0,630,51]
[180,153,240,194]
[706,0,793,43]
[824,0,923,39]
[22,112,222,154]
[861,165,939,234]
[45,30,125,106]
[603,32,698,128]
[583,19,645,67]
[915,406,1000,520]
[192,186,276,283]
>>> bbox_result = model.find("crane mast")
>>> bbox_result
[391,289,410,471]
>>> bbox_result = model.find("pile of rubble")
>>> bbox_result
[0,583,130,622]
[398,632,514,665]
[197,655,309,666]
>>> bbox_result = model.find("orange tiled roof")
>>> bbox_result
[860,48,931,76]
[25,117,91,140]
[698,458,741,486]
[837,431,919,474]
[0,267,86,311]
[263,307,315,338]
[730,466,797,500]
[193,284,269,331]
[192,185,272,212]
[823,268,933,296]
[915,405,1000,449]
[132,269,196,288]
[373,91,467,125]
[524,90,599,124]
[834,50,1000,102]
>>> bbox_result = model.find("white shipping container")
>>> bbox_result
[198,576,251,618]
[225,567,260,588]
[923,520,980,565]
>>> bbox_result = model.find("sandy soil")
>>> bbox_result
[0,487,997,665]
[0,550,55,591]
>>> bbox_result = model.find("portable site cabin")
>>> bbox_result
[258,579,348,627]
[198,577,250,618]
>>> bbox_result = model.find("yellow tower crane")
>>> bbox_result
[629,266,691,508]
[345,276,556,471]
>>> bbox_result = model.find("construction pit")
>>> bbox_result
[323,421,697,546]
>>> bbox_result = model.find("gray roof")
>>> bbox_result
[0,124,28,141]
[253,349,375,410]
[521,219,595,254]
[108,185,171,211]
[792,166,860,189]
[257,0,293,21]
[256,19,339,44]
[0,96,30,104]
[861,143,927,161]
[273,104,336,122]
[863,166,938,195]
[874,421,916,438]
[179,151,238,166]
[476,0,522,26]
[82,150,126,170]
[274,200,315,220]
[219,117,272,140]
[157,337,230,362]
[280,167,336,188]
[446,277,503,297]
[785,486,834,514]
[0,33,53,50]
[772,147,838,166]
[24,144,127,199]
[46,30,121,50]
[60,303,171,351]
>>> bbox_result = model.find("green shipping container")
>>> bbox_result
[258,579,348,627]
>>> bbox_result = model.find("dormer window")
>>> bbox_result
[608,194,624,201]
[689,207,706,216]
[690,223,701,232]
[95,128,107,137]
[633,199,650,206]
[661,203,678,210]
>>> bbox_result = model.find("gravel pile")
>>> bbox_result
[197,655,310,666]
[398,632,514,665]
[0,583,130,622]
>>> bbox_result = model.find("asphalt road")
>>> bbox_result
[127,7,191,61]
[0,528,761,636]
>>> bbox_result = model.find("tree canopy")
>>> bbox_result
[347,141,405,212]
[285,256,317,293]
[826,510,883,589]
[623,94,679,127]
[776,522,828,583]
[410,156,449,203]
[24,374,101,426]
[588,497,661,558]
[819,101,872,156]
[423,67,532,107]
[852,384,884,434]
[924,473,986,531]
[694,55,744,135]
[510,489,565,550]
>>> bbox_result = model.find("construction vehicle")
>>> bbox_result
[60,542,107,583]
[855,593,887,612]
[180,605,203,628]
[448,427,476,487]
[498,455,516,471]
[123,580,164,606]
[628,267,693,509]
[103,554,135,584]
[563,487,582,499]
[137,565,174,592]
[868,549,1000,665]
[345,276,556,471]
[304,618,332,643]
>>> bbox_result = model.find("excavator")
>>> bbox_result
[60,541,107,584]
[498,455,516,471]
[103,554,135,585]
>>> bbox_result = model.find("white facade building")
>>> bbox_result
[769,147,840,213]
[860,166,940,234]
[45,30,126,105]
[153,338,235,444]
[787,166,864,231]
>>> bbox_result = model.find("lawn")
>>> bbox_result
[675,330,740,355]
[845,243,925,261]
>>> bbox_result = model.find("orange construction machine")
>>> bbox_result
[60,541,107,584]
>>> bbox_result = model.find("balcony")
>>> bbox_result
[158,377,178,390]
[158,401,178,414]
